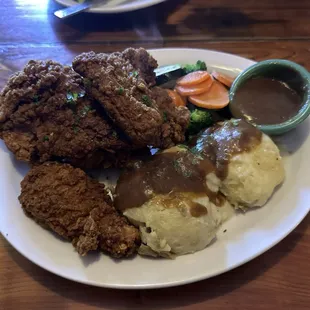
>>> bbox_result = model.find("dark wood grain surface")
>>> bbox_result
[0,0,309,309]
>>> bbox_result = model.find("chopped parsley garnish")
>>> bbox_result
[117,87,124,95]
[191,155,202,165]
[183,170,193,178]
[231,119,240,126]
[66,90,85,104]
[190,147,200,155]
[73,126,79,134]
[130,71,139,78]
[173,158,192,178]
[187,147,204,162]
[80,106,93,118]
[163,111,168,122]
[173,159,181,171]
[142,95,152,107]
[66,92,76,103]
[43,135,49,142]
[177,144,189,150]
[33,95,39,104]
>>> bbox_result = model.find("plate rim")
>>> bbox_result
[1,204,307,290]
[1,48,309,290]
[54,0,167,14]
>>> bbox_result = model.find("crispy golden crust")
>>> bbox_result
[0,60,140,169]
[73,48,190,148]
[19,162,140,257]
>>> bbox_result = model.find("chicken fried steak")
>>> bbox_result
[0,60,141,168]
[19,162,141,257]
[72,48,190,148]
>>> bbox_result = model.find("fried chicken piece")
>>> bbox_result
[0,60,142,168]
[19,162,141,257]
[72,48,190,148]
[151,87,191,147]
[122,47,158,86]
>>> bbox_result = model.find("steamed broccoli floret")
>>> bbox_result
[183,60,207,74]
[187,109,213,136]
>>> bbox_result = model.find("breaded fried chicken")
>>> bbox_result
[72,48,190,148]
[19,162,141,257]
[0,60,143,168]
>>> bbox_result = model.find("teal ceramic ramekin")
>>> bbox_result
[229,59,310,135]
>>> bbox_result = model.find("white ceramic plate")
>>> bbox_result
[0,48,309,289]
[54,0,166,14]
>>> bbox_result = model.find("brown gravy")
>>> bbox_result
[114,120,262,213]
[193,119,262,180]
[114,151,212,211]
[230,78,302,125]
[190,202,208,217]
[152,192,209,217]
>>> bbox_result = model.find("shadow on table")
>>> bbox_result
[6,214,308,309]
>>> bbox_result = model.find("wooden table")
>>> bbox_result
[0,0,309,309]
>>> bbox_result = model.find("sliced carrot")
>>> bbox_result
[177,71,211,87]
[179,94,187,105]
[175,76,214,96]
[211,71,235,88]
[189,80,229,110]
[166,89,186,107]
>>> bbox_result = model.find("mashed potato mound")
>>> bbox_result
[115,120,285,258]
[220,134,285,209]
[123,193,234,258]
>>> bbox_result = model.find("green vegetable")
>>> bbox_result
[117,87,124,95]
[43,135,49,142]
[142,95,152,107]
[231,119,240,126]
[66,91,85,104]
[33,95,39,104]
[187,109,213,136]
[80,106,93,118]
[130,71,139,78]
[173,158,192,178]
[183,60,207,74]
[73,126,79,134]
[66,92,77,103]
[163,111,168,122]
[155,61,207,88]
[177,144,189,150]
